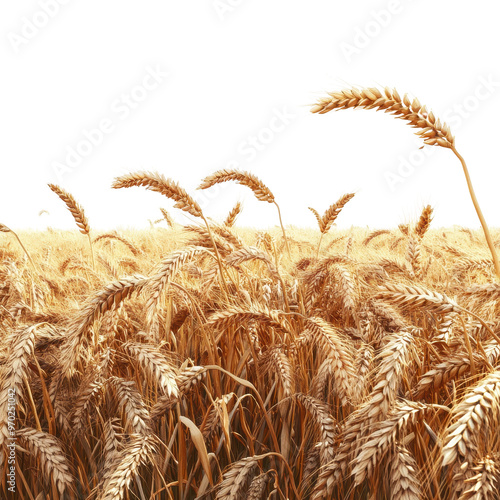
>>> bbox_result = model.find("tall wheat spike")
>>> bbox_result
[310,193,355,255]
[224,201,243,227]
[160,207,174,228]
[415,205,433,239]
[198,169,291,256]
[311,86,500,279]
[48,183,95,270]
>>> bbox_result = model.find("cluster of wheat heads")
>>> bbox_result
[1,95,500,498]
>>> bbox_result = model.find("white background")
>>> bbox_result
[2,1,500,231]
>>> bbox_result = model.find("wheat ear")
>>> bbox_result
[0,325,38,449]
[17,427,75,496]
[160,207,174,227]
[442,371,500,470]
[99,433,157,500]
[224,200,243,227]
[415,205,433,238]
[48,183,95,270]
[312,193,355,256]
[311,86,500,279]
[198,169,291,256]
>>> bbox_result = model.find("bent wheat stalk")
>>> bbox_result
[198,169,291,257]
[311,86,500,279]
[0,223,36,270]
[112,171,229,297]
[48,183,95,270]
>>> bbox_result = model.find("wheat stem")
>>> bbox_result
[201,215,230,298]
[451,145,500,280]
[316,233,324,258]
[273,201,290,257]
[87,232,95,271]
[11,229,36,271]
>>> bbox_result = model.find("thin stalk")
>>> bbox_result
[11,230,36,271]
[203,365,281,455]
[201,215,229,299]
[451,145,500,279]
[457,304,500,345]
[316,233,324,258]
[273,201,291,258]
[269,239,290,313]
[87,232,95,271]
[459,315,475,377]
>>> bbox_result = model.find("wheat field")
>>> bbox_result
[2,88,500,499]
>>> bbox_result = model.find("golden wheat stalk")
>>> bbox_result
[0,325,38,449]
[112,171,202,218]
[460,456,498,499]
[224,200,243,227]
[442,371,500,469]
[113,171,229,297]
[294,393,338,465]
[363,229,390,246]
[415,205,433,239]
[260,346,294,398]
[145,246,212,336]
[0,223,36,270]
[389,443,422,500]
[99,433,157,500]
[101,419,123,483]
[311,193,355,255]
[225,246,280,281]
[48,183,95,270]
[108,376,151,435]
[160,207,174,227]
[216,452,299,499]
[16,427,75,496]
[94,232,141,256]
[198,169,291,256]
[123,342,179,397]
[311,86,500,279]
[57,274,149,380]
[302,317,357,405]
[71,353,111,432]
[308,207,322,228]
